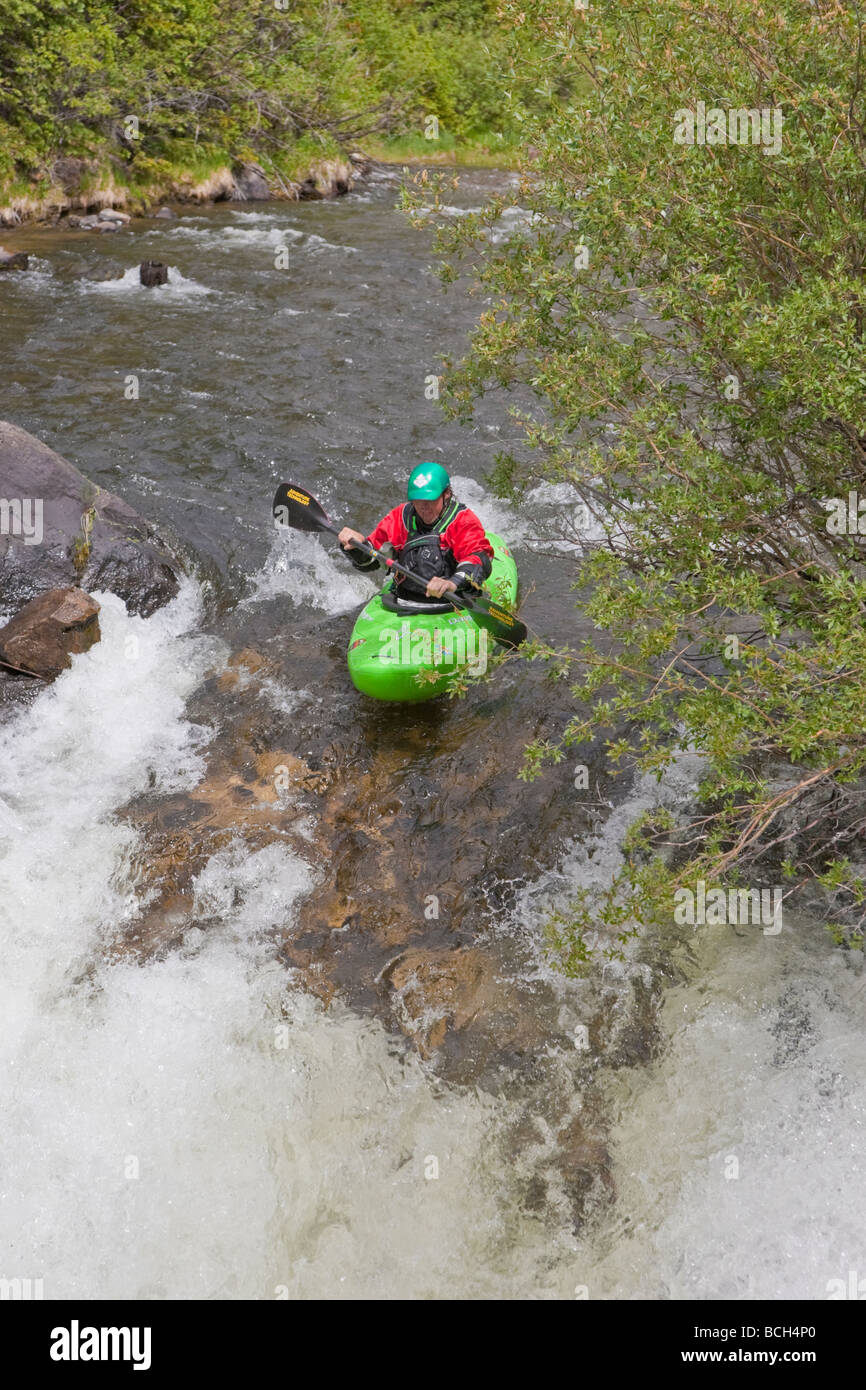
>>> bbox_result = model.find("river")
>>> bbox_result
[1,166,863,1299]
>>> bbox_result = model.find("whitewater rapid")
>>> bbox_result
[1,582,863,1299]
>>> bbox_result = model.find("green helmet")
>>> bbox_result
[407,462,450,500]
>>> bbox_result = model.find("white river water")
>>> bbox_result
[1,584,863,1300]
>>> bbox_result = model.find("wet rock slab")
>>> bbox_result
[116,634,638,1226]
[0,419,181,616]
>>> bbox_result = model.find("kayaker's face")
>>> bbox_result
[414,493,446,525]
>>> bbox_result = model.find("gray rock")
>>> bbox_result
[154,206,176,219]
[140,260,169,287]
[0,419,181,619]
[51,156,91,195]
[0,587,100,680]
[99,208,130,223]
[232,164,271,200]
[0,247,29,271]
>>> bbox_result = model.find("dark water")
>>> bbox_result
[1,166,570,618]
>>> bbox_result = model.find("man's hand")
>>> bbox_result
[338,527,365,549]
[426,576,458,597]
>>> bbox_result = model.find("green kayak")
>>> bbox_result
[347,533,519,702]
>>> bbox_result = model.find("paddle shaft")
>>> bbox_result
[322,520,480,609]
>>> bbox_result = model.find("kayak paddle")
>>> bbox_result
[272,481,527,647]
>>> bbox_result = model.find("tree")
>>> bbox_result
[408,0,866,968]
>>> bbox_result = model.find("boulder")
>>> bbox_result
[0,588,100,680]
[154,206,176,219]
[0,247,29,271]
[140,261,168,287]
[51,156,92,196]
[0,419,181,618]
[99,208,130,223]
[299,159,354,201]
[232,165,271,201]
[297,178,323,202]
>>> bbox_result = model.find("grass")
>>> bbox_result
[363,129,526,168]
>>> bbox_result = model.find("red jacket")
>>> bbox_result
[367,502,493,583]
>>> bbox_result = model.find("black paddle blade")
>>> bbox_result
[273,482,335,534]
[470,600,528,648]
[449,578,527,646]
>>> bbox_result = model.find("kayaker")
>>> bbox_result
[338,463,494,601]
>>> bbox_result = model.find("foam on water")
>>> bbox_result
[506,754,866,1298]
[0,585,571,1298]
[0,256,54,291]
[488,206,543,244]
[151,223,355,256]
[0,581,215,1064]
[452,473,611,552]
[153,223,296,250]
[304,233,358,254]
[508,752,705,979]
[84,265,214,297]
[449,473,523,540]
[245,528,377,614]
[589,919,866,1299]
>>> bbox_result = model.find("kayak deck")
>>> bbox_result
[347,533,518,702]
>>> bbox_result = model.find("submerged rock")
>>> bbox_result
[0,247,29,271]
[0,587,100,680]
[383,945,534,1059]
[0,419,181,617]
[116,635,622,1228]
[154,206,176,220]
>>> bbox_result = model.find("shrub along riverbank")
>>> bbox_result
[407,0,866,962]
[0,0,549,223]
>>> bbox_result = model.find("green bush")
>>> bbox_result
[410,0,866,961]
[0,0,547,190]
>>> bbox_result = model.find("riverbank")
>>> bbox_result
[0,1,547,229]
[0,140,525,231]
[0,150,364,230]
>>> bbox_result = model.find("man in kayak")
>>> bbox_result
[338,463,493,601]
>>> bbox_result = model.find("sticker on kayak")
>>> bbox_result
[349,637,367,649]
